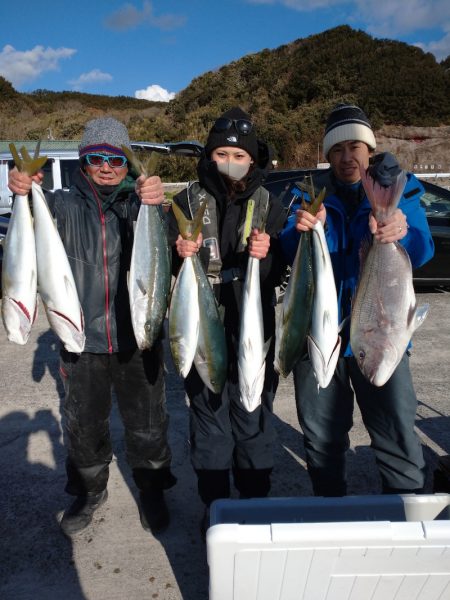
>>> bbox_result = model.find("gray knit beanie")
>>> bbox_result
[79,117,131,158]
[323,104,376,158]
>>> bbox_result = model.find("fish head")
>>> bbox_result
[354,333,399,387]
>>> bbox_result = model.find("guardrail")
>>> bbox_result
[415,173,450,179]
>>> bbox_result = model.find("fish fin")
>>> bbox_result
[242,199,255,245]
[191,201,207,239]
[13,144,48,176]
[297,176,326,216]
[9,143,23,171]
[410,302,429,331]
[238,362,264,413]
[121,146,159,178]
[263,337,272,360]
[307,334,340,389]
[309,186,326,216]
[172,199,207,241]
[338,316,349,334]
[171,201,189,237]
[360,167,407,220]
[136,278,148,296]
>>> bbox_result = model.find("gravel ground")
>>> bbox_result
[0,289,449,600]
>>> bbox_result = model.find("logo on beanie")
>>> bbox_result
[227,136,238,143]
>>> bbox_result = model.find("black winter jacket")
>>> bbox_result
[45,168,139,353]
[167,147,287,347]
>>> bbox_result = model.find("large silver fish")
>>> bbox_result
[274,186,325,378]
[350,169,429,386]
[32,182,85,353]
[1,193,38,344]
[238,254,270,411]
[192,254,227,394]
[122,147,171,350]
[238,199,271,412]
[1,144,46,344]
[129,204,171,350]
[168,201,205,378]
[169,254,199,378]
[308,219,341,389]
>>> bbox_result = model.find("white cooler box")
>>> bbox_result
[207,494,450,600]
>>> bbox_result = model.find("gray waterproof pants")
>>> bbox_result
[293,352,425,496]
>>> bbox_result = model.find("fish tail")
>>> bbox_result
[172,200,206,240]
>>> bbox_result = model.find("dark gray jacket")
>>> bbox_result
[46,168,139,353]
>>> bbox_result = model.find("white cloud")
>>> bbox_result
[134,84,176,102]
[68,69,113,91]
[105,0,186,31]
[0,44,76,88]
[246,0,450,60]
[246,0,342,9]
[415,31,450,61]
[354,0,450,37]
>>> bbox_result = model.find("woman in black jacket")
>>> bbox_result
[167,107,286,534]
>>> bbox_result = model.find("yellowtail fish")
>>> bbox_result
[1,144,46,344]
[238,198,271,412]
[32,181,85,353]
[274,184,325,378]
[122,147,171,350]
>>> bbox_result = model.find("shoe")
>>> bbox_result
[60,490,108,536]
[200,507,210,542]
[138,490,169,534]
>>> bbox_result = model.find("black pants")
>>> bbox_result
[293,352,425,496]
[185,350,278,507]
[60,344,175,496]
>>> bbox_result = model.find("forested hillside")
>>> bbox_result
[1,26,449,180]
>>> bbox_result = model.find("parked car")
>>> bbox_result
[264,169,450,288]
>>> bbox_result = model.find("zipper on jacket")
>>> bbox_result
[84,174,114,353]
[99,209,113,353]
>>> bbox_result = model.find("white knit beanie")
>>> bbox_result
[323,104,376,158]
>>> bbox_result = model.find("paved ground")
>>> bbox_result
[0,289,449,600]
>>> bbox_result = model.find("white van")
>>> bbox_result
[0,140,202,215]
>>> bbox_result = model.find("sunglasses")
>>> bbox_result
[213,118,253,135]
[85,153,128,168]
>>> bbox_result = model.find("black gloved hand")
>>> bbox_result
[368,152,402,187]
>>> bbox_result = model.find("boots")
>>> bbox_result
[60,490,108,536]
[138,489,169,534]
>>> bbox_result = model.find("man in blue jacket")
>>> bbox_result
[280,104,434,496]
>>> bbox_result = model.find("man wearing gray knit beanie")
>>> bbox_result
[8,116,177,537]
[279,103,434,498]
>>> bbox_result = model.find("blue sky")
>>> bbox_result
[1,0,449,102]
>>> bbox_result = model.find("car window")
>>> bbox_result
[61,159,80,189]
[42,159,54,190]
[421,186,450,217]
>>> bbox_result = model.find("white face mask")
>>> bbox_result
[216,160,250,181]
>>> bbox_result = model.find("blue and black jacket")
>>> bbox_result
[279,168,435,356]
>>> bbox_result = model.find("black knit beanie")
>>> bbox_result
[323,104,376,158]
[204,107,259,161]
